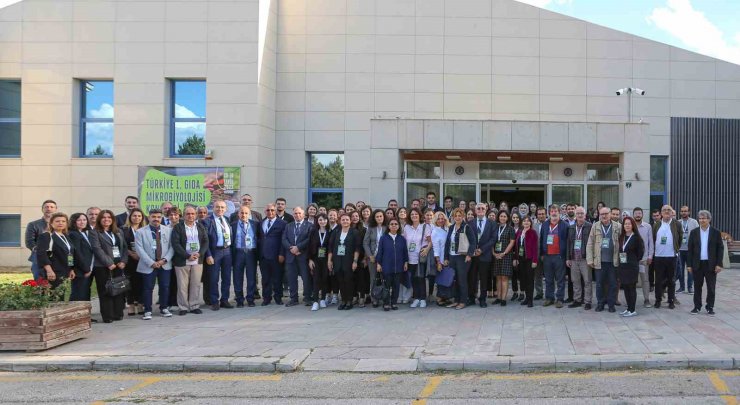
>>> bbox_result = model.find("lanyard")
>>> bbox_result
[185,223,198,240]
[217,216,227,234]
[150,227,160,241]
[240,221,250,238]
[549,223,558,233]
[409,224,420,243]
[602,223,612,238]
[105,230,116,245]
[340,230,348,244]
[55,232,71,252]
[682,220,689,232]
[498,225,506,240]
[576,225,583,240]
[519,232,525,245]
[622,234,633,251]
[319,231,327,246]
[376,227,383,241]
[80,230,90,245]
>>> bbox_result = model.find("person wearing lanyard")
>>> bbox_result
[443,208,477,310]
[283,206,312,307]
[492,210,516,306]
[308,214,331,311]
[36,212,78,292]
[328,214,360,310]
[514,216,538,307]
[351,211,370,307]
[172,206,210,315]
[375,218,409,311]
[633,208,655,309]
[122,208,147,316]
[687,210,724,316]
[651,205,683,309]
[91,210,129,323]
[566,207,593,310]
[68,212,97,303]
[134,209,174,320]
[467,203,495,308]
[258,204,287,306]
[586,207,622,313]
[676,206,699,294]
[229,205,261,308]
[203,200,234,311]
[539,204,569,308]
[618,217,645,317]
[403,208,431,308]
[363,209,387,308]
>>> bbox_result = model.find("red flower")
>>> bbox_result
[21,279,38,287]
[35,278,50,287]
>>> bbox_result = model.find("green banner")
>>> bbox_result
[137,166,241,215]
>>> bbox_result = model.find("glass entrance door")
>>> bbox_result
[480,184,546,207]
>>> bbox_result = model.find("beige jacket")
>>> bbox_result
[586,220,622,269]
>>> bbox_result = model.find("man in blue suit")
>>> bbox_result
[539,204,570,308]
[259,203,286,306]
[231,204,261,308]
[202,200,234,310]
[282,206,313,307]
[468,203,496,307]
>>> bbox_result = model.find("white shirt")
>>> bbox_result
[655,220,675,257]
[432,226,448,262]
[700,226,710,261]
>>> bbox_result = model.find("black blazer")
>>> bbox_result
[171,222,210,266]
[68,229,97,276]
[277,212,294,223]
[308,227,331,262]
[468,217,495,262]
[36,232,81,278]
[115,212,129,228]
[328,227,360,272]
[91,229,129,268]
[687,226,724,270]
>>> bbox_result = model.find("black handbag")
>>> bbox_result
[370,272,389,302]
[105,272,130,296]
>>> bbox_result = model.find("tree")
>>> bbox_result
[177,134,206,155]
[310,155,344,188]
[88,145,108,156]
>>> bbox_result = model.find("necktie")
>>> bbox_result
[479,219,482,231]
[219,216,228,246]
[155,228,162,260]
[267,219,272,231]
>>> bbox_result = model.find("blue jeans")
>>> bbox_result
[595,261,618,308]
[29,253,43,280]
[207,248,232,304]
[232,249,258,304]
[543,255,566,301]
[675,250,693,290]
[286,256,311,303]
[141,268,171,313]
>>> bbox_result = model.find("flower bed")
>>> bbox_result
[0,279,91,351]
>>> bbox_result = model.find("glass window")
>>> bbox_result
[80,80,114,157]
[406,182,439,206]
[480,163,549,181]
[171,80,206,157]
[586,164,619,181]
[406,161,440,179]
[650,156,667,193]
[0,214,20,247]
[0,80,21,157]
[587,185,619,211]
[443,184,476,208]
[552,185,583,207]
[309,153,344,208]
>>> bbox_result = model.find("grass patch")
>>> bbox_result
[0,272,98,298]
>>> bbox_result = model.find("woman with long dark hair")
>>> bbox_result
[91,209,129,323]
[492,210,516,306]
[68,213,96,302]
[308,213,330,311]
[351,210,369,307]
[618,216,644,317]
[514,216,539,307]
[122,208,147,315]
[36,212,79,292]
[363,209,386,308]
[375,218,409,311]
[328,214,361,310]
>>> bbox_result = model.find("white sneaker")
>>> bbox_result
[311,302,319,311]
[401,299,408,304]
[420,300,427,308]
[620,309,629,315]
[624,311,637,317]
[161,309,172,318]
[410,299,420,308]
[331,295,338,305]
[142,312,152,320]
[319,299,327,308]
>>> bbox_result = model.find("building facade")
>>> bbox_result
[0,0,739,266]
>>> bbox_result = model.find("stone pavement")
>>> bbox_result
[3,268,740,373]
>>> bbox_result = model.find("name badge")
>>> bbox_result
[660,236,667,245]
[223,233,231,245]
[189,242,199,252]
[601,238,610,249]
[574,240,582,250]
[67,254,74,266]
[619,252,627,264]
[151,242,158,251]
[546,235,554,245]
[450,241,456,253]
[112,246,121,259]
[408,242,416,252]
[495,241,503,253]
[337,245,346,256]
[682,235,688,244]
[518,246,524,256]
[245,237,252,249]
[318,247,327,258]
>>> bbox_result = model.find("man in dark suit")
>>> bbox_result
[275,197,294,223]
[687,210,724,316]
[424,192,444,213]
[231,205,261,307]
[282,206,312,306]
[202,200,234,310]
[229,193,263,223]
[468,203,496,307]
[259,203,286,305]
[116,196,139,228]
[25,199,57,280]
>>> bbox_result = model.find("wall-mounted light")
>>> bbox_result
[549,157,564,162]
[445,155,461,160]
[497,156,511,161]
[382,171,387,180]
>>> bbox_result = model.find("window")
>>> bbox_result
[587,185,619,211]
[406,183,439,206]
[443,184,476,208]
[480,163,549,181]
[0,80,21,157]
[309,153,344,209]
[171,80,206,157]
[0,214,21,247]
[552,185,583,207]
[406,161,440,179]
[650,156,668,212]
[586,164,619,181]
[80,80,114,157]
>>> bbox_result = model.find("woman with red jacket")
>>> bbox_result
[514,216,539,307]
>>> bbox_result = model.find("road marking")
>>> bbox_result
[91,376,161,405]
[709,372,737,405]
[412,376,443,405]
[372,375,391,382]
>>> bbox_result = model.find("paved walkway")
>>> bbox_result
[3,268,740,372]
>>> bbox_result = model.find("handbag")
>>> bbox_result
[456,224,470,254]
[371,272,389,302]
[105,271,131,297]
[418,224,429,264]
[435,266,455,288]
[722,239,731,269]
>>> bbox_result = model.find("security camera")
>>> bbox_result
[512,179,518,184]
[632,88,646,95]
[616,88,628,96]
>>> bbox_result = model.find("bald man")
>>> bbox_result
[282,207,313,306]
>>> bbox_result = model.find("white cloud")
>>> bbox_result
[648,0,740,65]
[174,103,204,119]
[0,0,21,9]
[515,0,571,8]
[88,103,114,119]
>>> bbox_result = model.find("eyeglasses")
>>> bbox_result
[476,207,486,211]
[266,209,276,212]
[600,213,609,216]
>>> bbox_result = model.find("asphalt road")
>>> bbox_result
[0,370,738,404]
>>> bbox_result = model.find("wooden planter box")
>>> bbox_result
[0,301,92,351]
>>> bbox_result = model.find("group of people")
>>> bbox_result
[25,191,726,322]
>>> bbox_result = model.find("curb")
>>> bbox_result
[1,354,737,373]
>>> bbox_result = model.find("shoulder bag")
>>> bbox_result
[435,265,455,288]
[418,224,429,264]
[105,270,131,297]
[370,272,389,303]
[456,224,470,254]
